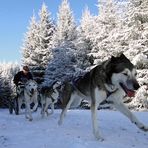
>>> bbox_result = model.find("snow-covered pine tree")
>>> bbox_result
[52,0,77,48]
[30,3,55,85]
[0,63,11,108]
[79,6,94,51]
[21,13,39,67]
[89,0,122,64]
[0,64,3,107]
[43,45,77,86]
[73,9,93,71]
[78,7,96,66]
[0,62,20,108]
[122,0,148,65]
[44,0,89,86]
[38,2,55,65]
[22,3,55,85]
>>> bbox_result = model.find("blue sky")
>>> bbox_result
[0,0,98,63]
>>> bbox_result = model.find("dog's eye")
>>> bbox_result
[123,73,128,76]
[135,72,137,76]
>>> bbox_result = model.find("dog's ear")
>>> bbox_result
[112,53,128,62]
[119,53,131,63]
[110,56,116,63]
[119,53,126,59]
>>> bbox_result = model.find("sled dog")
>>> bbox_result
[40,81,61,117]
[58,54,148,140]
[17,80,38,121]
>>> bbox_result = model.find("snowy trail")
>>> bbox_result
[0,109,148,148]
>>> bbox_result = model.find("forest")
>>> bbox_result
[0,0,148,110]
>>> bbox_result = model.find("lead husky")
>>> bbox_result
[58,54,148,140]
[17,80,38,121]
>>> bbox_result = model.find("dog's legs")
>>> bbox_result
[32,99,38,112]
[40,95,45,117]
[90,103,103,141]
[58,97,74,125]
[49,99,57,115]
[111,98,148,131]
[90,89,106,141]
[25,99,33,121]
[18,97,22,114]
[48,103,54,115]
[44,102,49,116]
[41,103,45,118]
[45,103,54,116]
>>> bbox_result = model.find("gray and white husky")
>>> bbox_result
[17,80,38,121]
[58,54,148,140]
[40,81,61,117]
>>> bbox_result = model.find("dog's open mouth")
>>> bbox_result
[120,83,135,97]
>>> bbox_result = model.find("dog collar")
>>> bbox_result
[105,84,117,92]
[105,84,118,97]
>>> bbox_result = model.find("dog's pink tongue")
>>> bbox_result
[127,90,135,97]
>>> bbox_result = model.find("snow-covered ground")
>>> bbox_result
[0,109,148,148]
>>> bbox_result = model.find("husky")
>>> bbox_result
[17,80,38,121]
[58,54,148,140]
[40,81,61,117]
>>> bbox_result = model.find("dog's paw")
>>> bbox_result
[29,118,33,121]
[135,122,148,132]
[94,131,104,141]
[41,114,45,118]
[26,115,33,121]
[58,120,62,126]
[47,112,53,116]
[32,110,36,113]
[140,125,148,132]
[95,135,104,141]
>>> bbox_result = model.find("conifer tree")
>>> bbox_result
[52,0,77,47]
[0,62,19,108]
[91,0,121,63]
[21,3,55,85]
[122,0,148,64]
[44,0,87,86]
[21,13,39,66]
[79,7,96,65]
[31,3,55,84]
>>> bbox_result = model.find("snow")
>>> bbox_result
[0,109,148,148]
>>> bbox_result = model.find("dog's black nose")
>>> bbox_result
[134,83,140,90]
[31,88,34,93]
